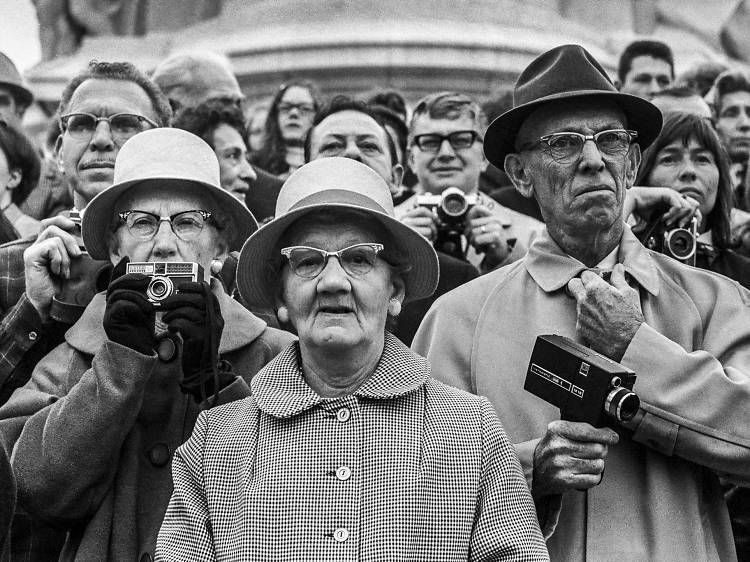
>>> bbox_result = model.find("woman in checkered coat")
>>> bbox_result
[157,158,549,561]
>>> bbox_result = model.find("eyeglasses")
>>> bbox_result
[278,103,315,115]
[412,130,482,153]
[524,129,638,162]
[118,210,212,241]
[60,112,159,143]
[280,243,384,278]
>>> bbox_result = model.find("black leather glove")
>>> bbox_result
[103,258,156,355]
[160,281,230,402]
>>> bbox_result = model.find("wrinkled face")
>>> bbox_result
[620,55,672,99]
[513,100,640,237]
[278,213,402,354]
[309,110,395,185]
[716,91,750,155]
[60,78,158,206]
[646,137,719,219]
[408,113,485,194]
[109,182,228,275]
[212,123,256,201]
[277,86,315,143]
[0,85,19,124]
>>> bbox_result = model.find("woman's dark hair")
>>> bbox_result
[251,80,320,175]
[0,121,41,205]
[173,98,248,149]
[636,111,733,250]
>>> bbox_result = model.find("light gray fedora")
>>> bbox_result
[236,157,439,308]
[81,127,258,260]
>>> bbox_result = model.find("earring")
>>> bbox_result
[388,298,402,317]
[210,259,224,275]
[277,306,289,324]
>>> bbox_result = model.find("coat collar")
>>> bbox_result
[253,332,430,419]
[525,223,660,296]
[66,279,268,355]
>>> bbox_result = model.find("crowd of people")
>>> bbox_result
[0,36,747,561]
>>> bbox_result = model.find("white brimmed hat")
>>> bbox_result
[236,157,439,307]
[81,128,258,260]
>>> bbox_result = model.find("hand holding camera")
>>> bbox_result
[532,420,619,497]
[24,214,84,321]
[566,265,644,362]
[103,259,156,356]
[160,281,228,402]
[464,205,511,267]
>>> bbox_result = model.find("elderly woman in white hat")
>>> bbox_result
[2,128,293,562]
[157,157,549,561]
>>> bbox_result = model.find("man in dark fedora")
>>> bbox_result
[414,44,750,561]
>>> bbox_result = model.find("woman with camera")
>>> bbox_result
[0,128,293,562]
[632,111,750,289]
[156,157,548,561]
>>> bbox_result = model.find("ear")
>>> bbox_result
[54,135,64,172]
[390,273,406,303]
[624,144,641,189]
[407,146,417,174]
[5,169,21,190]
[504,152,535,199]
[390,163,404,189]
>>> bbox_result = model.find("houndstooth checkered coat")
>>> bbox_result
[156,333,549,561]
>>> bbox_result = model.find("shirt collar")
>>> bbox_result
[253,332,430,419]
[525,223,660,296]
[66,279,268,355]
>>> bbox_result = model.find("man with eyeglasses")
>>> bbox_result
[0,128,292,561]
[414,44,750,561]
[0,61,173,409]
[397,92,543,273]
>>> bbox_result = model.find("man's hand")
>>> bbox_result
[23,216,82,321]
[465,205,511,267]
[625,186,701,228]
[532,420,619,498]
[566,264,644,361]
[400,206,437,241]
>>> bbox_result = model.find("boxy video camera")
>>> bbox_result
[125,262,203,307]
[638,216,698,266]
[524,335,640,427]
[415,187,477,260]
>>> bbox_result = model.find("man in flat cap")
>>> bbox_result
[414,44,750,561]
[0,52,33,126]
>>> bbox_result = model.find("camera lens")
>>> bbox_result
[665,228,696,260]
[147,276,173,302]
[604,387,640,422]
[440,192,469,218]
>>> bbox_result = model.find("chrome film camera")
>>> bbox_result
[125,262,203,306]
[415,187,477,260]
[524,335,640,427]
[639,216,698,266]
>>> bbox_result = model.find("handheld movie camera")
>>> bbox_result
[524,335,640,427]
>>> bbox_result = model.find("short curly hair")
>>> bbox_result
[58,60,172,130]
[172,98,248,150]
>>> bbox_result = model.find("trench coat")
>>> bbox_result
[0,286,294,562]
[413,224,750,562]
[156,333,550,561]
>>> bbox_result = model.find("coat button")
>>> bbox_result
[139,553,153,562]
[147,443,171,467]
[333,528,349,542]
[336,466,351,481]
[336,407,351,422]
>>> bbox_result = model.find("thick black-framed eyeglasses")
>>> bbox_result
[118,210,212,241]
[60,112,159,143]
[412,130,482,153]
[280,243,384,278]
[523,129,638,162]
